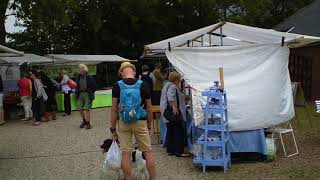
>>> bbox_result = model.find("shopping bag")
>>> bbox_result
[67,79,77,89]
[105,141,121,170]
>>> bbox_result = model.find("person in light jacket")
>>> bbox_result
[160,71,188,157]
[59,70,72,116]
[30,70,48,126]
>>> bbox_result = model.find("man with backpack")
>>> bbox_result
[139,65,155,93]
[110,62,156,180]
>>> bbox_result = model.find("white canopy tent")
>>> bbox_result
[0,44,24,56]
[144,22,320,131]
[46,54,135,64]
[144,22,320,58]
[0,44,53,64]
[0,53,53,65]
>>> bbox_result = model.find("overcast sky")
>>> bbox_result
[5,6,25,33]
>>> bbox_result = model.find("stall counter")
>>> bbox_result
[56,90,112,111]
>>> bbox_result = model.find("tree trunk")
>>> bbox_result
[0,0,9,45]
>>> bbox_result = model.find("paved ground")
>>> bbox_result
[0,108,194,180]
[0,107,319,180]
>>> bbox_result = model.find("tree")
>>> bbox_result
[0,0,9,44]
[5,0,315,58]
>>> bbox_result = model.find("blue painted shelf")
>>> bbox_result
[193,82,231,173]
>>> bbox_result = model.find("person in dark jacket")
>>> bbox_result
[0,75,4,126]
[38,70,57,121]
[76,64,96,129]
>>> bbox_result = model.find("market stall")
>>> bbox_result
[45,54,135,112]
[0,49,54,119]
[143,22,320,156]
[56,89,112,111]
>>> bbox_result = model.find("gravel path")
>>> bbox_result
[0,107,319,180]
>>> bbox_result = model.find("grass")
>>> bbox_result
[188,105,320,180]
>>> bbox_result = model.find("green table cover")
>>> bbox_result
[56,91,112,112]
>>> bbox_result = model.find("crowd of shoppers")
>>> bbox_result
[12,64,96,129]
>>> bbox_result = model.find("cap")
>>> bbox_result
[118,62,136,77]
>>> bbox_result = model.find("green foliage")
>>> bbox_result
[3,0,314,58]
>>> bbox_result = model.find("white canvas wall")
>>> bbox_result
[166,44,295,131]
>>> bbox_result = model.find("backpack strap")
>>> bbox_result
[118,80,126,89]
[118,79,142,89]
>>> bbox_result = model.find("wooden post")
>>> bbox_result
[219,67,224,90]
[220,26,223,46]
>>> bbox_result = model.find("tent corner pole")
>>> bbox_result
[220,26,223,46]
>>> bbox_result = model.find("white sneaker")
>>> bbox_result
[33,122,41,126]
[21,118,29,121]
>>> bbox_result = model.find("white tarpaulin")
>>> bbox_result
[144,22,320,58]
[165,44,295,131]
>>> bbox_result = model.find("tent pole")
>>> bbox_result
[209,34,212,46]
[187,40,190,47]
[201,36,204,47]
[220,26,223,46]
[106,63,109,87]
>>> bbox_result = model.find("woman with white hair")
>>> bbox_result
[75,64,96,129]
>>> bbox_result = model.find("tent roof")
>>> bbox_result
[0,44,24,55]
[143,22,320,57]
[274,0,320,37]
[0,53,53,64]
[46,54,135,63]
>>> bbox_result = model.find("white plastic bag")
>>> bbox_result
[105,141,121,170]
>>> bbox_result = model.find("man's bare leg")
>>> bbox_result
[122,151,132,180]
[85,109,90,122]
[144,151,156,180]
[79,110,87,128]
[79,110,86,119]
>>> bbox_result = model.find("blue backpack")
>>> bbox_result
[118,80,147,123]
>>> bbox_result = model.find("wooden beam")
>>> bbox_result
[177,21,226,47]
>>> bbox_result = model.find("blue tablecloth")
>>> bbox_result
[229,129,266,154]
[160,111,266,155]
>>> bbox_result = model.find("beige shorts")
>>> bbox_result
[118,119,152,152]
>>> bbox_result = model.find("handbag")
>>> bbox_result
[67,79,77,89]
[163,85,180,122]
